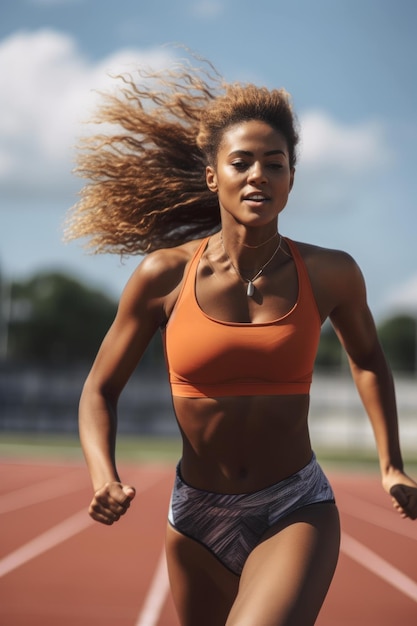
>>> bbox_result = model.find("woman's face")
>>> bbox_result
[206,120,294,227]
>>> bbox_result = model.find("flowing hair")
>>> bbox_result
[64,58,299,255]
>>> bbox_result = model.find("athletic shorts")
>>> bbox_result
[168,453,335,575]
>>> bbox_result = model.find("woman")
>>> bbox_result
[66,61,417,625]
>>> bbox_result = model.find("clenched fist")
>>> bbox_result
[390,484,417,520]
[89,482,136,525]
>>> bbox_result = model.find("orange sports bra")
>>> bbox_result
[162,237,322,398]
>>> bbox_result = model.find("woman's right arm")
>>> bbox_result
[79,249,183,524]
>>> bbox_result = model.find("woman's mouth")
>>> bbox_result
[244,193,270,204]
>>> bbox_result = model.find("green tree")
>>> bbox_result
[378,314,417,373]
[7,272,117,363]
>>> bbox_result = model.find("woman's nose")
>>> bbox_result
[247,162,267,184]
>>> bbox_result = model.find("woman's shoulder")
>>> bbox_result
[289,238,367,317]
[140,238,206,278]
[124,238,206,299]
[116,238,207,324]
[288,238,360,274]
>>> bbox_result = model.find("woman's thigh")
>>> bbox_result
[226,502,340,626]
[165,523,240,626]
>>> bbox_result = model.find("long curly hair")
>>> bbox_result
[64,58,299,255]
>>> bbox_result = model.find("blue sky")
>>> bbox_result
[1,0,416,320]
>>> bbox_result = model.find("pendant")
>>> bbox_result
[246,281,255,297]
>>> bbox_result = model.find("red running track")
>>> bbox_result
[1,458,416,625]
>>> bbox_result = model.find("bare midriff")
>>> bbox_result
[172,393,312,494]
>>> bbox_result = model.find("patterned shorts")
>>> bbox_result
[168,453,335,575]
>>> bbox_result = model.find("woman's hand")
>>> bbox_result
[389,483,417,520]
[89,482,136,525]
[383,471,417,520]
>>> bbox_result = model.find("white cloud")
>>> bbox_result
[290,111,393,214]
[0,29,176,198]
[299,111,390,172]
[384,274,417,315]
[0,29,394,213]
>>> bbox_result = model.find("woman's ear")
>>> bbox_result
[206,165,218,193]
[289,168,295,192]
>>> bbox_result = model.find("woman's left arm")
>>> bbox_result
[328,256,417,520]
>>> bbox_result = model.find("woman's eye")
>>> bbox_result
[231,161,248,170]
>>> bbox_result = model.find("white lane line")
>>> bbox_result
[0,508,93,578]
[0,471,88,514]
[341,532,417,603]
[0,471,168,578]
[135,547,170,626]
[337,491,417,541]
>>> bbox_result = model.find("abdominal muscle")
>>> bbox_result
[172,393,312,494]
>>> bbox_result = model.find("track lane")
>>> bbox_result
[317,473,417,625]
[1,462,416,625]
[0,462,174,626]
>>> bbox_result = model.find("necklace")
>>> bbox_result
[221,233,282,297]
[242,231,279,249]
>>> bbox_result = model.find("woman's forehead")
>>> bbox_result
[218,120,289,153]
